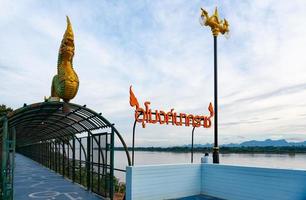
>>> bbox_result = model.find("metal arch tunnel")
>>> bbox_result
[0,101,131,200]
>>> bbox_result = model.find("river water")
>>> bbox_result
[114,151,306,182]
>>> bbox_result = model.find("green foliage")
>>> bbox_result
[0,104,13,117]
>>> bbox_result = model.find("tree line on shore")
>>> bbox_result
[0,104,13,117]
[114,146,306,154]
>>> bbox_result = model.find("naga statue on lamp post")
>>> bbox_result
[199,7,229,164]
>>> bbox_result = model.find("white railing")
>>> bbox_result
[126,163,306,200]
[202,164,306,200]
[126,164,201,200]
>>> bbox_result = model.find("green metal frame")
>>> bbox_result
[2,101,131,200]
[0,117,15,200]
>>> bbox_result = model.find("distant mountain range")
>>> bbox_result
[184,139,306,148]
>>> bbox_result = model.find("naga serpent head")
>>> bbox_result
[60,16,75,61]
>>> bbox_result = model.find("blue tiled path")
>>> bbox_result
[14,154,102,200]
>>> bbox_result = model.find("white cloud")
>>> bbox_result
[1,0,306,146]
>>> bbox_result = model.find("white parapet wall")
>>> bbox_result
[202,164,306,200]
[126,164,202,200]
[126,163,306,200]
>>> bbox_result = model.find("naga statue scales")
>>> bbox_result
[47,16,79,103]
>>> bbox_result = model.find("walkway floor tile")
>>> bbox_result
[14,154,102,200]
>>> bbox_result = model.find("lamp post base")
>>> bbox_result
[213,147,219,164]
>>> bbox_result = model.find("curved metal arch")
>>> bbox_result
[9,101,131,173]
[18,115,107,169]
[14,113,99,144]
[69,102,132,166]
[9,106,65,129]
[10,114,91,133]
[12,110,83,161]
[10,102,127,165]
[16,120,78,145]
[14,114,88,136]
[9,102,73,120]
[11,115,84,133]
[15,118,74,136]
[11,114,84,144]
[46,115,100,136]
[17,117,80,140]
[9,106,64,122]
[10,104,83,137]
[17,120,90,163]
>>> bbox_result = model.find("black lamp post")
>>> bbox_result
[213,35,219,163]
[200,7,229,164]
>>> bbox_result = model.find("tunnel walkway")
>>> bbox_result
[14,154,102,200]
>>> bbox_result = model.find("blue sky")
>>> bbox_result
[1,0,306,146]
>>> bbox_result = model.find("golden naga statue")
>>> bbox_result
[49,16,79,103]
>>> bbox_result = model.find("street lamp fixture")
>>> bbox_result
[199,7,229,164]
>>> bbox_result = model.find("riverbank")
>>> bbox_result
[114,151,306,182]
[114,146,306,154]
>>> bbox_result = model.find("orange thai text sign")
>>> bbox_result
[129,86,214,128]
